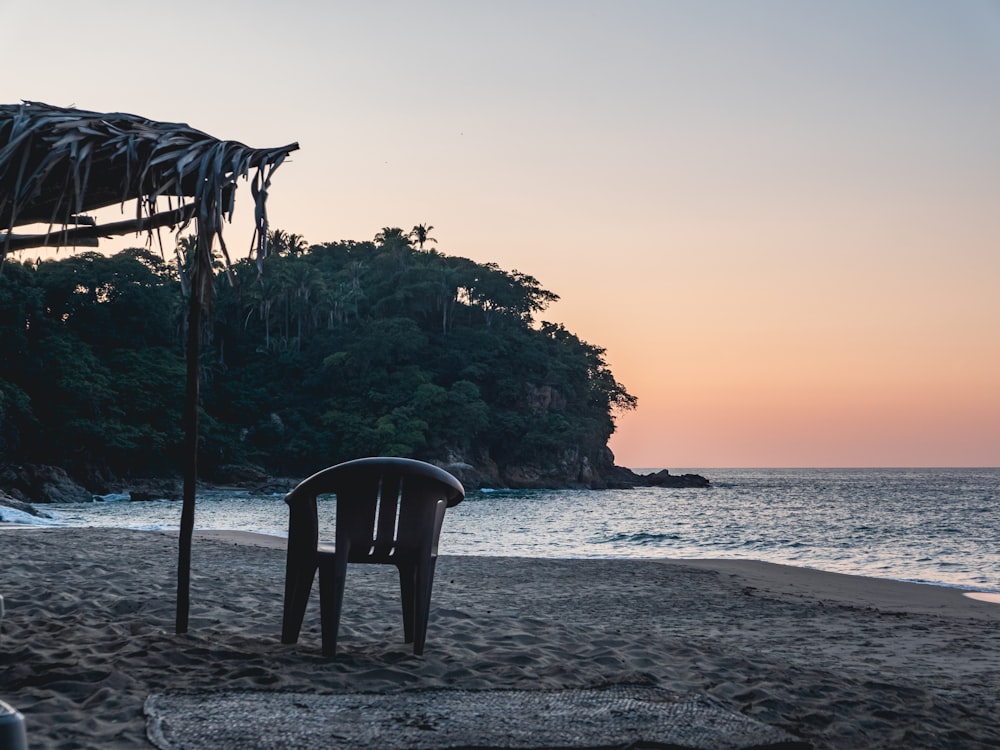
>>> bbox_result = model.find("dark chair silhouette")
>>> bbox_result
[281,457,465,657]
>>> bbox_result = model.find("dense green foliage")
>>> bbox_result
[0,229,635,481]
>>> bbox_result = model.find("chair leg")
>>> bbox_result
[281,561,317,645]
[412,556,438,656]
[398,562,416,644]
[318,555,349,657]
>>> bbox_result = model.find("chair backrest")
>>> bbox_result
[284,457,465,564]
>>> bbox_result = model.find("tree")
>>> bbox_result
[282,259,326,346]
[264,229,308,257]
[409,223,437,250]
[374,227,413,264]
[0,231,636,492]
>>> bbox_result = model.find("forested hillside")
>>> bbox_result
[0,228,637,490]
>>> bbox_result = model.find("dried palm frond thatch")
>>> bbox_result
[0,101,298,276]
[0,100,299,635]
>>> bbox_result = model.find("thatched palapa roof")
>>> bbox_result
[0,101,299,268]
[0,100,299,634]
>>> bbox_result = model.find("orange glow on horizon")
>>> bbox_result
[8,1,999,468]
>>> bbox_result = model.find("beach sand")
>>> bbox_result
[1,527,998,749]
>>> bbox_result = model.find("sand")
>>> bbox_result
[0,527,998,749]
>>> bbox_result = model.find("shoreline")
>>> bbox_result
[1,528,999,748]
[4,467,997,600]
[188,528,1000,610]
[3,522,1000,602]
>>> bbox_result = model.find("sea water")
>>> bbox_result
[8,468,999,593]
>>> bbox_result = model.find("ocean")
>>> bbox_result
[5,468,998,594]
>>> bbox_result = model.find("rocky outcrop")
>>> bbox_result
[438,461,495,491]
[634,469,711,488]
[523,383,568,415]
[210,463,270,487]
[0,463,187,504]
[106,476,182,502]
[0,464,95,504]
[435,446,708,491]
[0,489,49,517]
[0,452,708,503]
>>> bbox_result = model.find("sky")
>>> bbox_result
[4,0,999,468]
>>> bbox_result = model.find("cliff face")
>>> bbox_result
[439,448,708,491]
[440,446,621,490]
[0,455,708,509]
[430,382,709,490]
[0,464,95,504]
[1,381,707,500]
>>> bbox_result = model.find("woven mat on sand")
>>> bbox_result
[145,684,809,750]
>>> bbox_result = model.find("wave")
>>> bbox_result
[598,531,682,546]
[9,468,998,592]
[0,506,59,526]
[95,493,133,503]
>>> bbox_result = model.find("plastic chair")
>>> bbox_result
[0,700,28,750]
[281,457,465,657]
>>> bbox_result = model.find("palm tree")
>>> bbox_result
[248,273,282,350]
[374,226,411,248]
[266,229,286,257]
[409,223,437,250]
[286,233,309,256]
[284,260,325,346]
[174,234,198,296]
[374,226,412,264]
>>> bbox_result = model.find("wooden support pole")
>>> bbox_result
[175,230,208,634]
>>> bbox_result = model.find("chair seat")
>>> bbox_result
[281,457,464,657]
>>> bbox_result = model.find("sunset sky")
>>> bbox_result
[5,0,999,468]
